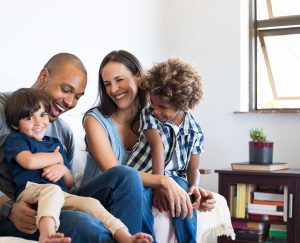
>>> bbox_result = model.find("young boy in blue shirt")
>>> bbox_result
[127,58,204,243]
[4,88,152,243]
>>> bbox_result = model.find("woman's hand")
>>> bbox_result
[160,177,193,218]
[198,187,216,211]
[152,188,169,212]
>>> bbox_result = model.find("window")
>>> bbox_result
[251,0,300,112]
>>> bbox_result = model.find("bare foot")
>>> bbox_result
[39,232,71,243]
[130,232,153,243]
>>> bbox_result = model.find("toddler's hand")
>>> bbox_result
[42,164,67,182]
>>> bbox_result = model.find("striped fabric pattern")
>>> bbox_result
[126,107,204,179]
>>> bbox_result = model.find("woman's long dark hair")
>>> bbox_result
[97,50,148,134]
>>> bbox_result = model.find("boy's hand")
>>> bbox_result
[198,188,216,211]
[188,186,201,209]
[42,164,67,182]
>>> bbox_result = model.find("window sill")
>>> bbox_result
[234,109,300,114]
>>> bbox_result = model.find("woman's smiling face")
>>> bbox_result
[101,61,139,110]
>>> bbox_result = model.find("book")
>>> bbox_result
[283,186,288,222]
[235,229,268,242]
[248,203,283,212]
[231,162,288,171]
[246,184,256,205]
[253,199,284,207]
[270,224,287,232]
[247,209,284,216]
[232,220,267,231]
[248,213,283,222]
[269,230,287,238]
[236,183,247,218]
[229,185,236,217]
[253,192,284,202]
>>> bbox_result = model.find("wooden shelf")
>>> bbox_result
[216,169,300,243]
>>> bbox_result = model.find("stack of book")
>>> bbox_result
[232,220,269,242]
[247,187,288,222]
[266,224,287,242]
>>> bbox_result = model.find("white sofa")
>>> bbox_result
[0,115,235,243]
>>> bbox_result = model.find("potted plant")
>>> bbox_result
[249,128,273,164]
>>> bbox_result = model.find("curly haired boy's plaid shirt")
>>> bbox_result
[126,107,204,179]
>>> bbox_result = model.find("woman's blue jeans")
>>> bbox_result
[0,165,144,243]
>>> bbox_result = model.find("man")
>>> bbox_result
[0,53,145,242]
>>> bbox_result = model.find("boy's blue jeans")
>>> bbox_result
[142,176,197,243]
[0,166,144,243]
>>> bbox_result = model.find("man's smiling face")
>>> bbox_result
[39,63,87,121]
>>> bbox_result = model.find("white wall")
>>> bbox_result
[1,0,300,192]
[0,0,169,113]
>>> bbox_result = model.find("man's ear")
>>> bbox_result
[32,68,49,89]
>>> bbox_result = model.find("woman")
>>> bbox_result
[80,50,216,242]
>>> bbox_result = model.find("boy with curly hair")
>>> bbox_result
[126,58,204,243]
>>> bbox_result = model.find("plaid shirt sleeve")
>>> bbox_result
[140,108,160,132]
[191,130,204,154]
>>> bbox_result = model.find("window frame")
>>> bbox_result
[249,0,300,113]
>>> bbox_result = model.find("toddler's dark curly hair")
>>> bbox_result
[141,58,203,111]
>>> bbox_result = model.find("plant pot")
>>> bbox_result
[249,141,273,164]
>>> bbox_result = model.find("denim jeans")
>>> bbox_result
[76,165,144,234]
[141,187,157,242]
[0,210,113,243]
[0,165,143,242]
[171,176,197,243]
[142,176,197,243]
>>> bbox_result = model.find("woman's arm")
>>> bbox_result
[83,115,120,170]
[143,129,164,175]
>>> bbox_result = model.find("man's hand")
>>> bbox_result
[8,198,37,234]
[198,188,216,211]
[42,164,67,182]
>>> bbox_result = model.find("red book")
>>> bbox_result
[248,213,283,222]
